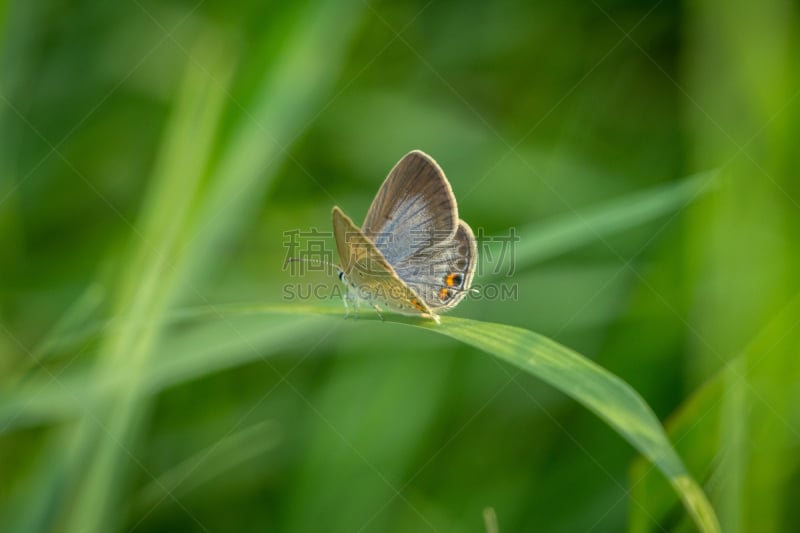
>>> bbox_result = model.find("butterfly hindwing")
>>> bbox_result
[392,220,477,312]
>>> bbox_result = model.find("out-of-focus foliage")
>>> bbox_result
[1,0,797,531]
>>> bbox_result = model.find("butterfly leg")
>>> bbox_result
[371,303,384,321]
[346,291,359,319]
[342,289,355,319]
[421,312,441,325]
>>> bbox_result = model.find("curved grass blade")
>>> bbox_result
[430,315,720,533]
[0,312,330,432]
[483,170,718,274]
[133,421,282,515]
[628,292,800,532]
[3,300,721,532]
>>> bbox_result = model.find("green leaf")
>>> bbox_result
[483,170,718,273]
[628,293,800,532]
[426,315,721,533]
[3,298,721,531]
[133,421,282,514]
[119,305,729,532]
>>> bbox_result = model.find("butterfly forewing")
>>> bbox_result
[362,150,458,266]
[332,206,434,317]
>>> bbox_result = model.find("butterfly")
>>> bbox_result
[333,150,477,323]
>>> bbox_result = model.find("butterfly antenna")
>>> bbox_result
[284,257,340,278]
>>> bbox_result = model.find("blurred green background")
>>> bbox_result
[1,0,799,531]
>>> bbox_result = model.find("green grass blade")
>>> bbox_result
[2,300,721,531]
[176,0,366,292]
[484,170,717,273]
[0,312,329,432]
[628,292,800,532]
[133,421,281,515]
[59,36,235,533]
[430,316,720,533]
[28,2,368,530]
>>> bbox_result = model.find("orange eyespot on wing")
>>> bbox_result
[411,298,424,311]
[438,287,451,301]
[445,272,463,287]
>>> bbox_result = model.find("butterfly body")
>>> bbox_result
[333,150,477,323]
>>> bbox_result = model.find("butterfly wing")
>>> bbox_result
[332,206,436,319]
[392,220,478,312]
[362,150,458,266]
